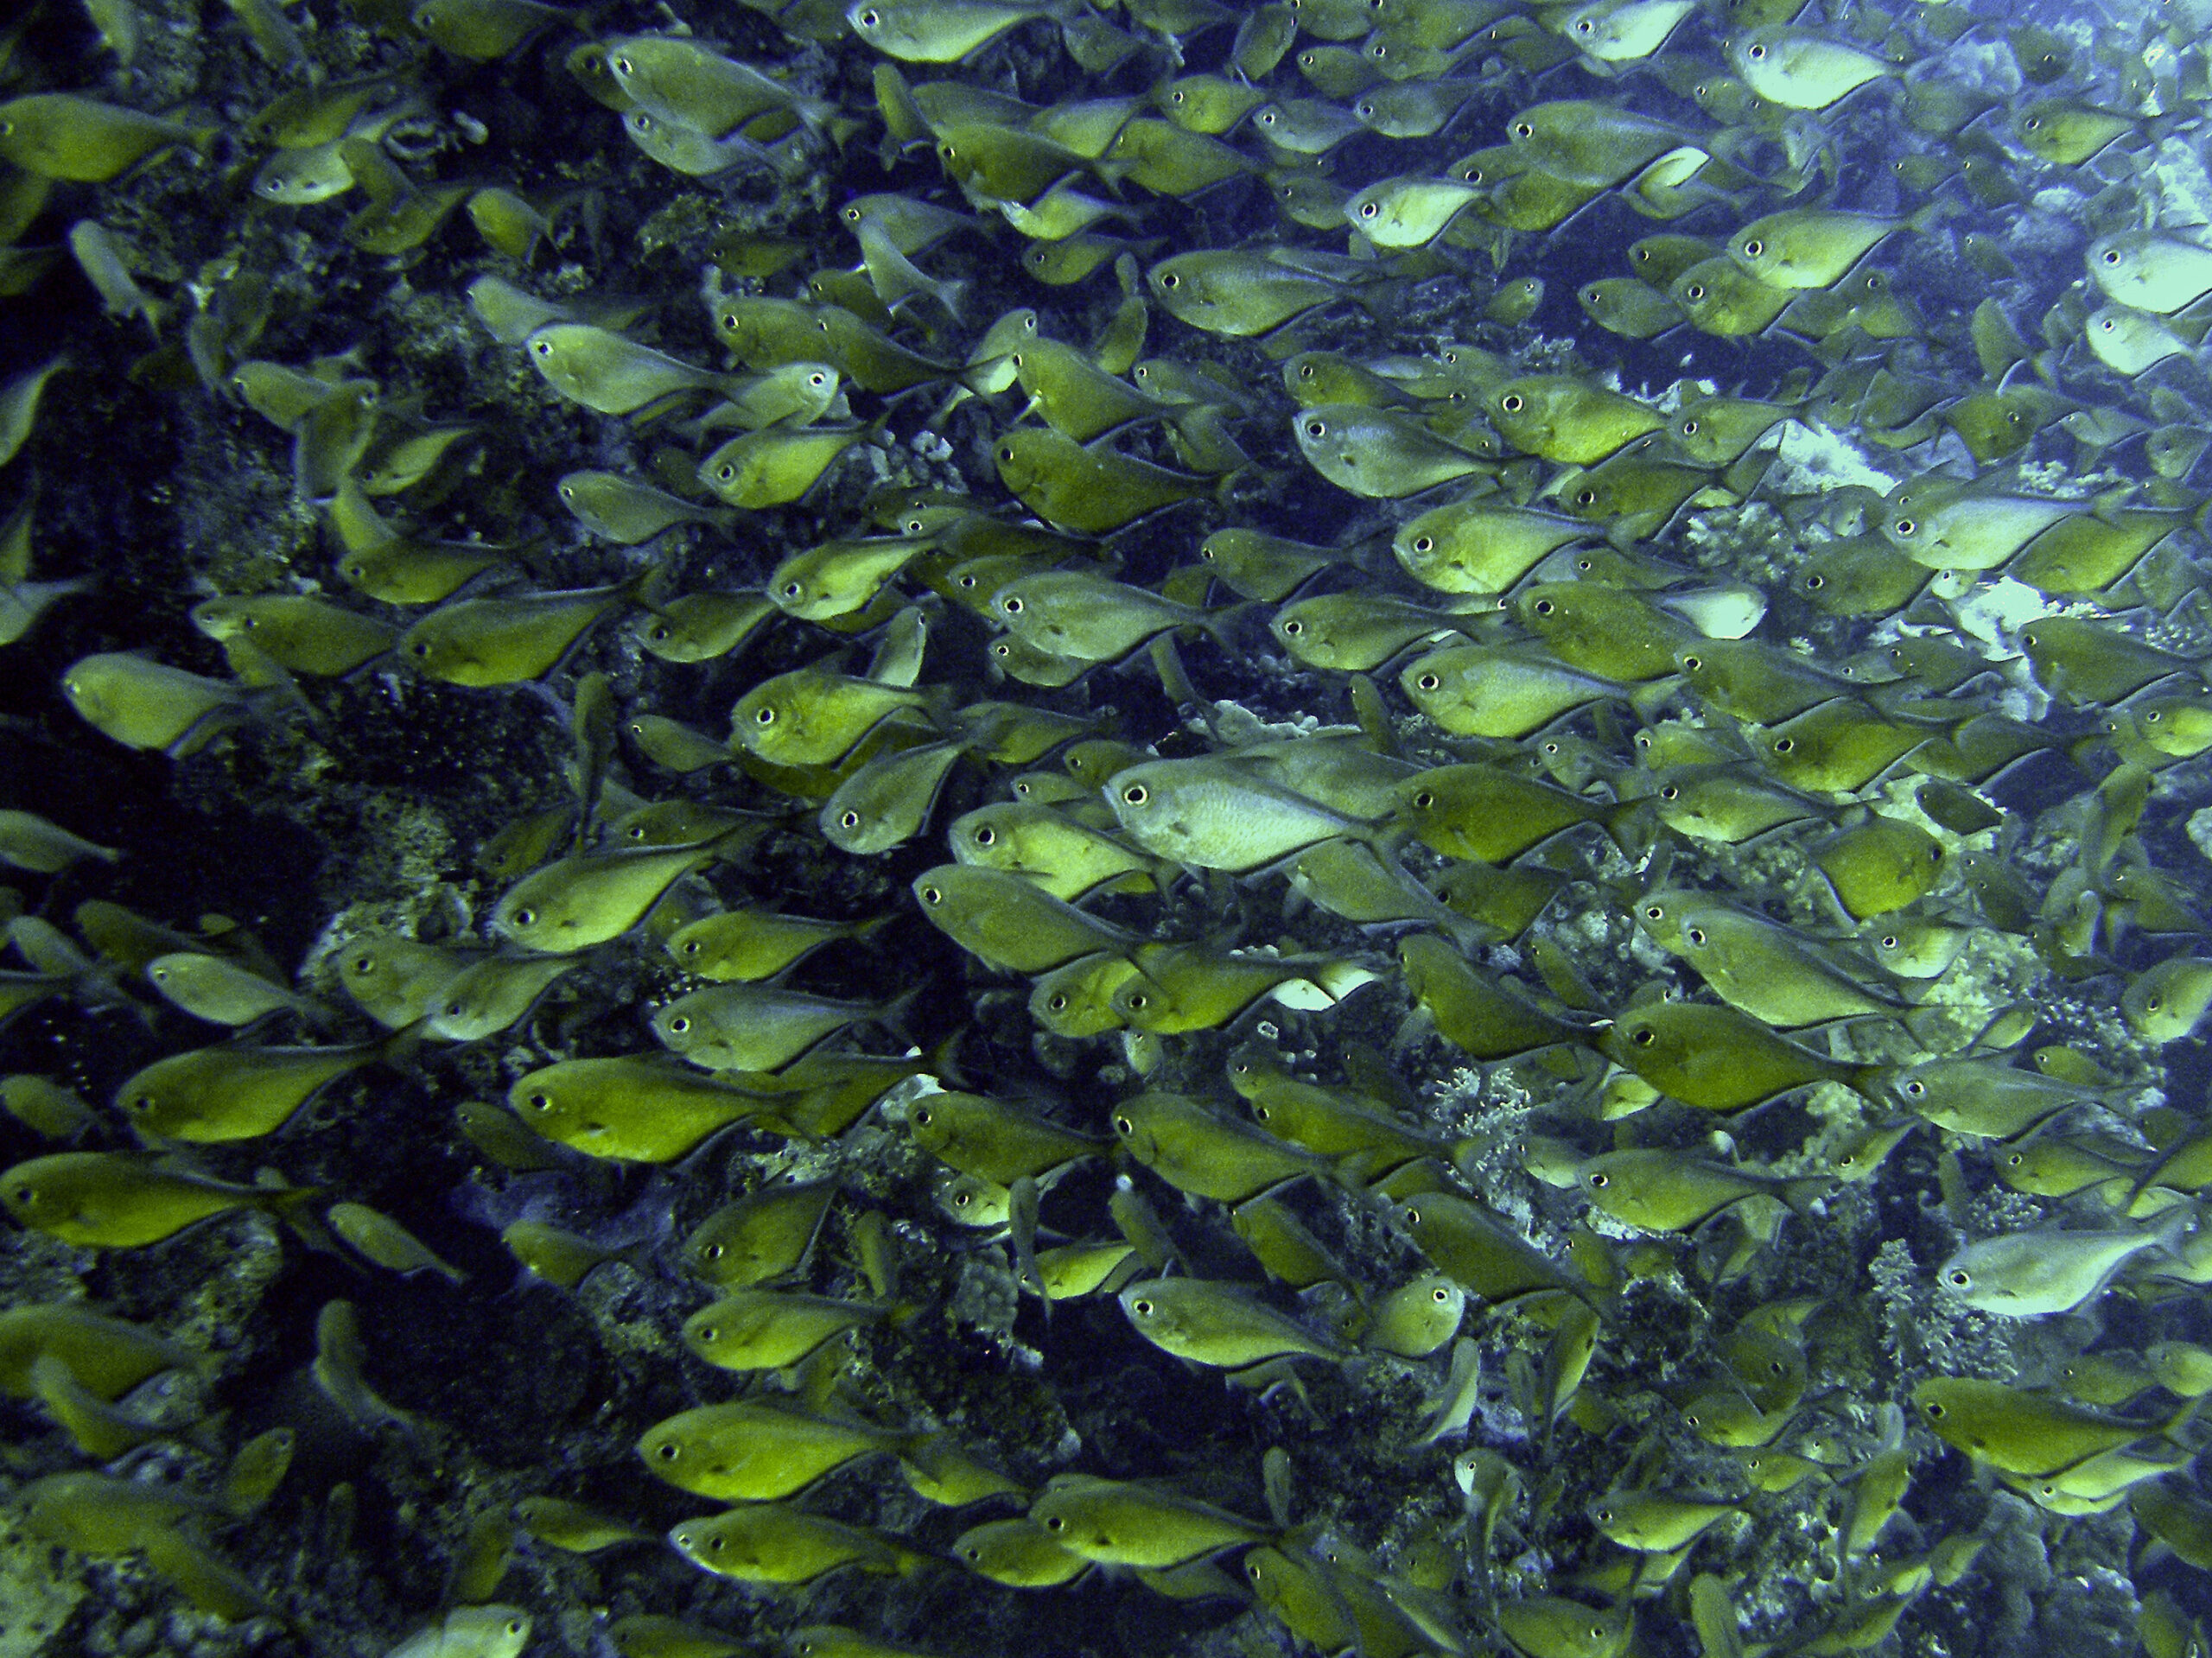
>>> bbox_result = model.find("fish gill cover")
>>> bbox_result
[3,0,2212,1653]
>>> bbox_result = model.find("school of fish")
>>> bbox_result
[11,0,2212,1652]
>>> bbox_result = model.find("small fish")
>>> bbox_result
[525,323,737,416]
[115,1039,391,1142]
[2,1151,316,1248]
[1938,1216,2182,1317]
[60,653,264,754]
[386,1606,533,1658]
[641,1400,915,1502]
[1121,1276,1343,1369]
[1027,1472,1271,1568]
[683,1289,899,1370]
[0,95,206,181]
[556,471,731,543]
[400,577,644,687]
[0,810,119,874]
[652,981,911,1071]
[328,1202,467,1281]
[510,1057,782,1161]
[144,951,331,1026]
[670,1502,921,1584]
[493,840,719,953]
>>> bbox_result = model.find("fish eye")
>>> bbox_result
[1513,122,1533,137]
[1432,1286,1451,1304]
[656,1442,680,1460]
[1533,599,1554,615]
[408,639,432,657]
[1575,489,1597,507]
[1904,1080,1926,1098]
[1681,418,1700,435]
[1131,1299,1153,1315]
[531,340,552,356]
[695,1324,717,1340]
[1357,103,1375,118]
[755,707,775,724]
[1632,1028,1656,1046]
[1417,674,1440,690]
[1804,574,1823,589]
[1500,394,1523,413]
[1048,994,1068,1011]
[1305,419,1327,438]
[2102,248,2122,264]
[1894,518,1916,536]
[512,907,537,926]
[1687,928,1706,946]
[1643,905,1663,920]
[668,1016,690,1034]
[1748,42,1765,57]
[1114,1115,1135,1134]
[1002,596,1024,613]
[1589,1172,1608,1187]
[506,1623,525,1638]
[1947,1269,1969,1286]
[1681,655,1700,671]
[1043,1515,1067,1531]
[716,464,737,482]
[997,445,1016,462]
[1686,284,1706,300]
[1574,15,1592,29]
[1281,619,1303,635]
[1122,785,1148,806]
[859,7,878,21]
[1171,89,1185,103]
[839,810,860,829]
[1413,536,1434,553]
[780,581,803,599]
[921,886,942,904]
[1880,936,1899,950]
[1743,239,1763,257]
[1660,786,1679,800]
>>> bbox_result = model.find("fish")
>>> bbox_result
[652,981,912,1072]
[1027,1473,1271,1567]
[1577,1147,1827,1233]
[0,95,207,181]
[1938,1215,2183,1318]
[1118,1276,1344,1369]
[114,1038,390,1142]
[682,1289,899,1369]
[509,1057,785,1160]
[2,1152,316,1247]
[640,1399,916,1502]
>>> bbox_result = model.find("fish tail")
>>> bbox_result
[1779,1177,1833,1217]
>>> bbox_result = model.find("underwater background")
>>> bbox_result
[7,0,2212,1653]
